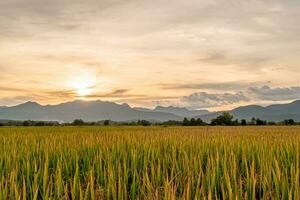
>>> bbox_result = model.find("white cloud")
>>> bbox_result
[181,91,249,108]
[248,86,300,101]
[181,85,300,109]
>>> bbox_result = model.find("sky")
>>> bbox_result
[1,0,300,110]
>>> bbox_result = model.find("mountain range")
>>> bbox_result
[197,100,300,122]
[134,106,209,117]
[0,100,182,122]
[1,100,300,122]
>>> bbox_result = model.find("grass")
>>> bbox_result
[0,126,300,199]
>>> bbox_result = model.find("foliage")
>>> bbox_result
[137,120,151,126]
[183,118,206,126]
[283,119,296,125]
[1,116,300,127]
[160,120,183,126]
[241,119,247,126]
[211,112,236,126]
[72,119,86,126]
[104,120,110,126]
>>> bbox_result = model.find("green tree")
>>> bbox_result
[250,117,256,125]
[137,120,151,126]
[104,120,110,126]
[72,119,85,126]
[284,119,295,125]
[22,120,30,126]
[183,118,190,126]
[256,118,267,125]
[211,112,235,126]
[190,118,196,126]
[196,118,206,126]
[35,121,45,126]
[241,119,247,126]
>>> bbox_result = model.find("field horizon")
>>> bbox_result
[2,99,300,123]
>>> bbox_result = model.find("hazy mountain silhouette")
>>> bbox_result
[198,100,300,122]
[2,100,300,122]
[134,106,209,117]
[0,100,183,122]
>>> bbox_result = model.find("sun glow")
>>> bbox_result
[76,87,93,97]
[68,75,96,98]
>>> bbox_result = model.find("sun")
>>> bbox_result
[68,76,96,98]
[74,82,94,97]
[76,87,93,97]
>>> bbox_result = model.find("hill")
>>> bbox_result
[134,106,209,117]
[198,100,300,122]
[0,100,182,122]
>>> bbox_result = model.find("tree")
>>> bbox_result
[284,119,295,125]
[72,119,85,126]
[190,118,196,126]
[35,121,45,126]
[268,121,276,125]
[211,112,235,126]
[233,119,239,125]
[183,118,190,126]
[250,117,256,125]
[162,120,182,126]
[196,118,206,126]
[241,119,247,126]
[137,120,151,126]
[104,120,110,126]
[255,118,267,125]
[182,118,206,126]
[22,120,30,126]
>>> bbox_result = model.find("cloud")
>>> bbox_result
[85,89,131,98]
[43,89,78,99]
[181,91,249,108]
[0,89,79,106]
[248,85,300,101]
[85,90,180,103]
[0,86,29,93]
[160,81,270,91]
[0,96,35,106]
[196,52,270,68]
[38,54,103,74]
[1,0,300,108]
[180,85,300,109]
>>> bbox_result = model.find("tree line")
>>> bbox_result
[181,113,298,126]
[0,113,299,127]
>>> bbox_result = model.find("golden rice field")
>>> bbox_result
[1,126,300,199]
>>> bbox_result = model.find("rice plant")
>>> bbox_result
[0,126,300,199]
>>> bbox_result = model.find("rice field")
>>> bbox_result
[0,126,300,199]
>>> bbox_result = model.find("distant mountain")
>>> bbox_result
[0,100,182,122]
[198,100,300,122]
[133,107,152,112]
[2,100,300,123]
[134,106,209,117]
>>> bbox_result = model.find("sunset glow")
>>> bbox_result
[1,0,300,110]
[69,77,95,97]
